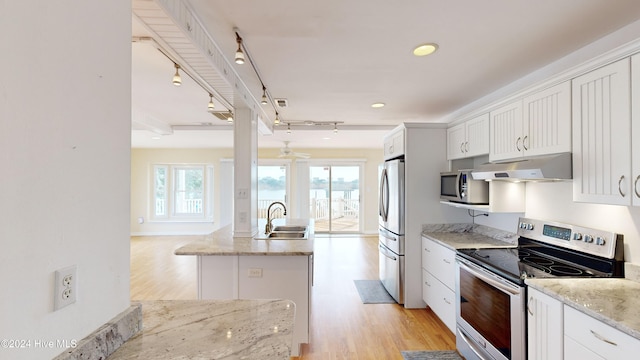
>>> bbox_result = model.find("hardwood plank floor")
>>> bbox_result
[130,234,456,359]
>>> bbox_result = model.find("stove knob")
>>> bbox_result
[573,233,583,241]
[596,236,606,246]
[527,223,534,230]
[583,234,594,243]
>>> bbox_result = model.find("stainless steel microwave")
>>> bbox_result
[440,170,489,204]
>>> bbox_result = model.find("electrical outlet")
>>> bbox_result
[248,268,262,278]
[54,265,77,310]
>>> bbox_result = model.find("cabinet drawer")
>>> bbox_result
[564,305,640,358]
[423,270,455,333]
[422,237,455,290]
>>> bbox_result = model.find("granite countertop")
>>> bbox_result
[526,277,640,340]
[107,299,296,360]
[422,223,517,250]
[175,218,314,256]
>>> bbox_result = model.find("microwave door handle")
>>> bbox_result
[456,171,463,200]
[458,259,521,296]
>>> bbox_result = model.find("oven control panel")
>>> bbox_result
[517,217,620,260]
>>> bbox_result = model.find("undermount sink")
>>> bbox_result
[267,231,307,239]
[273,225,307,232]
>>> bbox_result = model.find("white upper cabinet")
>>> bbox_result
[384,126,405,160]
[447,114,489,160]
[572,58,631,205]
[490,100,524,161]
[632,54,640,206]
[490,81,571,162]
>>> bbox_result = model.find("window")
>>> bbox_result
[152,164,213,222]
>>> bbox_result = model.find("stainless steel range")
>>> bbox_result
[455,217,624,360]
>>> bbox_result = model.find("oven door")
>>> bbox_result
[455,256,526,360]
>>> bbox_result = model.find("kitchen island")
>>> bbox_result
[175,218,314,357]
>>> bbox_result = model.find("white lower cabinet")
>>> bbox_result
[527,288,563,360]
[564,305,640,359]
[421,236,456,333]
[198,255,311,356]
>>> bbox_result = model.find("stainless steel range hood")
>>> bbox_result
[471,152,572,181]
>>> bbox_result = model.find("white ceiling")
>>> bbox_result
[131,0,640,149]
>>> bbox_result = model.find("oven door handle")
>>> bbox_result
[457,328,492,360]
[458,258,521,296]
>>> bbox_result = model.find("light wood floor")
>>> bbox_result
[130,234,456,359]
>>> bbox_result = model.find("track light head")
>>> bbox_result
[234,33,245,64]
[227,112,234,123]
[172,63,181,86]
[208,93,215,112]
[286,123,291,134]
[274,112,280,125]
[334,123,338,134]
[261,86,268,105]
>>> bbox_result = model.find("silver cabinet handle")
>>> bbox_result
[443,258,451,264]
[424,281,431,287]
[527,296,534,316]
[424,247,431,252]
[460,142,465,153]
[523,135,529,151]
[618,175,626,197]
[635,175,640,198]
[465,141,469,152]
[590,329,618,346]
[516,137,522,152]
[443,297,451,305]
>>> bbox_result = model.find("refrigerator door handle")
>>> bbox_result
[379,244,397,261]
[379,168,389,222]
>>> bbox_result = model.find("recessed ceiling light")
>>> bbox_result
[151,136,161,140]
[413,43,438,57]
[371,102,385,108]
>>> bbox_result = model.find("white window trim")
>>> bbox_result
[150,164,214,223]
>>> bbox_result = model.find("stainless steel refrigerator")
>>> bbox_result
[378,158,405,304]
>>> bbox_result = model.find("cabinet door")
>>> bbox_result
[572,58,631,205]
[490,100,524,161]
[523,81,571,157]
[632,54,640,206]
[465,113,490,158]
[527,288,563,360]
[446,123,467,160]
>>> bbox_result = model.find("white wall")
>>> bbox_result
[0,1,131,359]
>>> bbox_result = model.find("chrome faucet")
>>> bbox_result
[265,201,287,234]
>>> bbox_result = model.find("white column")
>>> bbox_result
[232,107,259,236]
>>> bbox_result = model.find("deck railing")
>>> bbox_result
[257,198,359,220]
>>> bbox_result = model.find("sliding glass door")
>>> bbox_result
[309,165,361,233]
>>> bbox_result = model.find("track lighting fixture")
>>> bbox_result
[261,85,268,105]
[172,62,181,86]
[274,112,280,125]
[234,33,245,65]
[286,123,291,134]
[208,93,215,112]
[227,113,234,123]
[334,123,338,134]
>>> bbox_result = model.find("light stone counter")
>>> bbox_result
[107,299,296,360]
[526,263,640,341]
[422,223,517,251]
[175,218,313,256]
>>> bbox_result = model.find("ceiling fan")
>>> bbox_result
[279,141,310,159]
